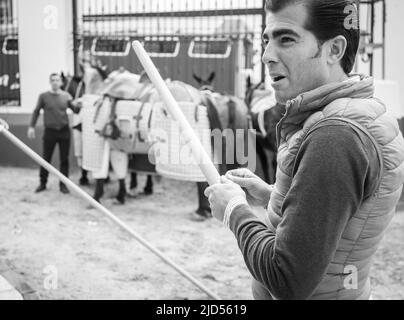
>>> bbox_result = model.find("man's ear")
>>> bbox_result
[327,35,347,66]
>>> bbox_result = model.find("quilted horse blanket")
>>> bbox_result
[149,81,213,182]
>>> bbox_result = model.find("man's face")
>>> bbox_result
[262,4,330,104]
[50,75,62,91]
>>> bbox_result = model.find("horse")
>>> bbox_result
[78,64,154,204]
[60,71,89,186]
[193,71,250,219]
[245,76,285,184]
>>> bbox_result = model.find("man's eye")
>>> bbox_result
[280,37,295,44]
[262,38,269,45]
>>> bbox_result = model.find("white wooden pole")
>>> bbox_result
[132,41,221,186]
[0,119,221,300]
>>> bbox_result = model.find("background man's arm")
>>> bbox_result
[67,93,81,114]
[29,94,44,128]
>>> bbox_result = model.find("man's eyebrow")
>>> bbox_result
[270,29,300,39]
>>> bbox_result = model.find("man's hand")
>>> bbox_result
[226,168,273,208]
[73,99,83,108]
[70,99,83,114]
[27,127,36,140]
[205,176,247,222]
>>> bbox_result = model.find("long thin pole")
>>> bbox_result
[0,120,221,301]
[132,41,221,186]
[382,0,386,80]
[72,0,79,75]
[261,0,266,84]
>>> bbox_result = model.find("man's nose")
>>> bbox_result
[262,42,277,65]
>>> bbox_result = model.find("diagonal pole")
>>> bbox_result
[0,119,221,300]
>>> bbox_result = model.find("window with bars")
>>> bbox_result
[189,38,231,58]
[2,36,18,54]
[144,37,180,57]
[92,38,130,56]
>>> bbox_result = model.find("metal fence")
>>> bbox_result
[0,0,386,106]
[0,0,20,106]
[73,0,267,97]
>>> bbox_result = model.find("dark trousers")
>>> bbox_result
[40,127,71,186]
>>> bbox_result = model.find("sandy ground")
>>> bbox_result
[0,167,403,300]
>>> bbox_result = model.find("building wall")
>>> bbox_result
[385,0,404,110]
[355,0,404,116]
[0,0,76,168]
[17,0,74,112]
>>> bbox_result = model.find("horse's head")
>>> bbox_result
[81,61,109,95]
[60,72,84,99]
[193,72,216,92]
[245,76,267,108]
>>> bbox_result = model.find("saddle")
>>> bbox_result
[93,73,156,154]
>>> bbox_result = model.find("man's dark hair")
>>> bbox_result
[265,0,360,74]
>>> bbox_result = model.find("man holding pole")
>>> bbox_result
[28,73,80,194]
[205,0,404,299]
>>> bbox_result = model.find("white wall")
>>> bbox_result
[385,0,404,112]
[17,0,74,111]
[356,0,404,116]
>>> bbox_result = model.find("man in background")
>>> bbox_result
[28,73,80,194]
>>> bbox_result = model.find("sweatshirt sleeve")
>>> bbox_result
[30,94,44,128]
[228,123,380,300]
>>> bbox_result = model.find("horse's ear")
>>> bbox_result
[60,71,65,80]
[79,64,85,76]
[193,73,202,84]
[246,76,252,90]
[208,71,216,83]
[257,81,265,90]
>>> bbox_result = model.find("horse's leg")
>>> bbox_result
[143,175,153,195]
[195,182,212,219]
[93,179,104,203]
[110,149,128,204]
[116,179,127,205]
[79,168,89,186]
[105,175,111,184]
[130,172,138,190]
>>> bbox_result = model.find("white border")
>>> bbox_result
[144,36,180,58]
[91,37,131,57]
[188,37,231,59]
[2,36,18,55]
